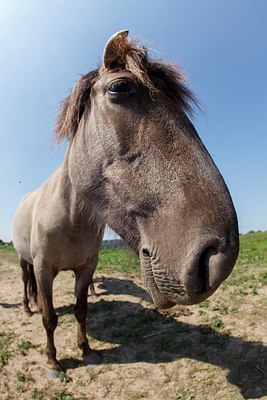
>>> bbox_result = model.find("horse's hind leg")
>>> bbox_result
[74,264,101,365]
[89,281,98,296]
[20,257,32,315]
[28,263,38,309]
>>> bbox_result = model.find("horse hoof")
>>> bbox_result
[83,352,102,365]
[25,310,33,317]
[45,368,61,379]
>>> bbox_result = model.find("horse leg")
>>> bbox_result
[89,281,98,296]
[28,263,38,310]
[20,257,32,315]
[74,267,101,365]
[35,267,61,377]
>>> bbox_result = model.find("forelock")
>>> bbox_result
[55,39,198,142]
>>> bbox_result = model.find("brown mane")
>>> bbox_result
[55,69,99,142]
[55,40,198,142]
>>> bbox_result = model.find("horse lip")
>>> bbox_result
[140,249,217,306]
[141,253,176,309]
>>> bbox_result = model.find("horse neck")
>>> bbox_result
[59,144,96,224]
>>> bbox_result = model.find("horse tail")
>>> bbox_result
[28,263,38,304]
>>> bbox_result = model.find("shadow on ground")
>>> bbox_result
[95,276,151,302]
[0,302,21,309]
[58,276,267,399]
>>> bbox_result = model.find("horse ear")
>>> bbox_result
[103,30,129,70]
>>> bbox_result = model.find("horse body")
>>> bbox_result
[13,152,104,373]
[13,30,239,376]
[14,155,103,270]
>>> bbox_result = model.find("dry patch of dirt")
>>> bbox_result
[0,256,267,400]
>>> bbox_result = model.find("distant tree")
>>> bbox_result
[100,239,128,250]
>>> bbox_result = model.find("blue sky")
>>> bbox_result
[0,0,266,241]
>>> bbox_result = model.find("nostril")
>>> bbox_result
[142,248,151,258]
[198,246,217,292]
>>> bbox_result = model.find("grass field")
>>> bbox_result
[0,232,266,400]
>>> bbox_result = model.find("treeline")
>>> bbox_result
[100,239,128,249]
[2,231,266,249]
[0,239,13,246]
[0,238,127,250]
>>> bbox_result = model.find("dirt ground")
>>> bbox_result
[0,254,267,400]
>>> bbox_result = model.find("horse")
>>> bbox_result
[13,30,239,377]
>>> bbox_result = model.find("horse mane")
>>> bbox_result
[55,69,99,142]
[55,40,198,142]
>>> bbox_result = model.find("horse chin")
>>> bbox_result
[149,287,176,310]
[146,286,176,310]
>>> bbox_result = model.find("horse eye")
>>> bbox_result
[107,80,136,95]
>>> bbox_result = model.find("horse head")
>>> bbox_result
[56,30,239,308]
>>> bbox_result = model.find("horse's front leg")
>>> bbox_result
[35,266,61,377]
[74,266,101,365]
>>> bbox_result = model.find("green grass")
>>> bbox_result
[0,332,15,367]
[0,242,18,264]
[0,241,15,252]
[175,388,195,400]
[97,248,140,274]
[59,371,72,383]
[237,231,267,266]
[31,389,45,400]
[17,340,40,356]
[51,390,76,400]
[211,316,224,330]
